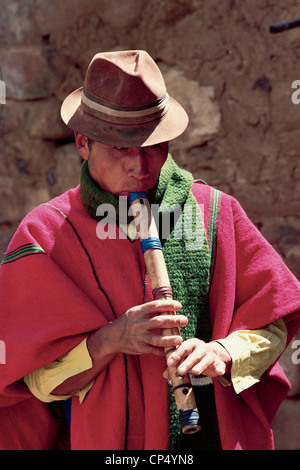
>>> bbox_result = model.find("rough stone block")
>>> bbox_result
[0,45,67,100]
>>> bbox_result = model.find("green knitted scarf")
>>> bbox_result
[80,155,221,450]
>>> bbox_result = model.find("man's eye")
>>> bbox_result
[115,146,128,151]
[149,143,166,150]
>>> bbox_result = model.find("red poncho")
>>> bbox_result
[0,182,299,450]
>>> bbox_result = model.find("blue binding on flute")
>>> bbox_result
[141,237,162,253]
[128,191,148,204]
[128,192,163,253]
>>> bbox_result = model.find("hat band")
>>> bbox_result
[81,88,169,125]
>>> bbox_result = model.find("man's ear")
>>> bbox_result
[74,131,90,160]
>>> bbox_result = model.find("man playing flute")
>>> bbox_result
[0,50,299,450]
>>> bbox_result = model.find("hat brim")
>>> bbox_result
[61,88,189,148]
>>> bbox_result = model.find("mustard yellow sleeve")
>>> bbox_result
[217,319,287,394]
[24,338,93,404]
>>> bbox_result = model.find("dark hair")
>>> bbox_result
[87,138,94,151]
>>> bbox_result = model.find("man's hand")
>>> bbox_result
[100,299,188,356]
[164,338,232,379]
[53,299,187,396]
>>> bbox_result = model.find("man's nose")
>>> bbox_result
[127,148,150,179]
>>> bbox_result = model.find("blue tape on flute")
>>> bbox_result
[179,409,200,429]
[141,237,162,253]
[128,191,148,204]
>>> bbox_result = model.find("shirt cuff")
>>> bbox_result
[24,338,93,404]
[217,334,259,394]
[216,319,287,394]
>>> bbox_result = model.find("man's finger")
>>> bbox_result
[191,353,225,377]
[149,314,188,330]
[141,299,182,316]
[167,338,202,368]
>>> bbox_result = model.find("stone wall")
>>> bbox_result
[0,0,299,449]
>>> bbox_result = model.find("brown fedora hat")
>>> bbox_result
[61,50,188,147]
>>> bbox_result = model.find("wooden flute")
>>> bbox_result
[129,191,201,435]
